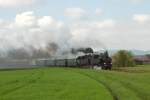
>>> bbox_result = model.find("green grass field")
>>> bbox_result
[0,65,150,100]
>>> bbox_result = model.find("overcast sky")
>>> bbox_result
[0,0,150,51]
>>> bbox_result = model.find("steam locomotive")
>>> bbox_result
[35,51,112,70]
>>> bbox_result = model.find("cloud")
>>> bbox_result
[0,0,40,7]
[133,14,150,24]
[109,22,150,50]
[0,10,150,55]
[0,11,71,53]
[14,11,36,28]
[38,16,63,29]
[68,16,150,50]
[64,8,86,19]
[0,11,116,54]
[69,19,116,49]
[95,8,103,16]
[95,19,115,28]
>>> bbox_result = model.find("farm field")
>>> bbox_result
[0,65,150,100]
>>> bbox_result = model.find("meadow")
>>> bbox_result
[0,65,150,100]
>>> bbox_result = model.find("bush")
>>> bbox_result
[112,50,135,67]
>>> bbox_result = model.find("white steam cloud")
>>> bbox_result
[0,11,109,58]
[0,11,71,55]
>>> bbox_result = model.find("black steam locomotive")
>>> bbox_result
[36,51,112,70]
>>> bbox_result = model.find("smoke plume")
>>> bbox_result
[0,11,106,59]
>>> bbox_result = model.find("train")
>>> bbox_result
[35,51,112,70]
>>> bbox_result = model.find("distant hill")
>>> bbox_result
[107,49,150,56]
[130,50,150,55]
